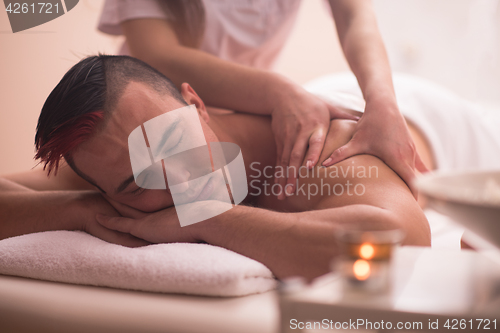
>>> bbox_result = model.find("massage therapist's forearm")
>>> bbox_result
[193,204,398,280]
[329,0,397,107]
[122,19,292,115]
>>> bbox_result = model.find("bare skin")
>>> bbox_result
[0,82,431,279]
[122,0,427,198]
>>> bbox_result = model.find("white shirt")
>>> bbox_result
[98,0,302,69]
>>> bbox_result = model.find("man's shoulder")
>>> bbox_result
[254,118,413,213]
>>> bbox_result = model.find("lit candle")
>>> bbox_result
[359,243,375,260]
[353,259,371,280]
[333,228,404,301]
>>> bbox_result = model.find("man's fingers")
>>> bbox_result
[107,230,150,248]
[92,215,149,247]
[322,142,359,167]
[96,214,136,234]
[103,194,147,219]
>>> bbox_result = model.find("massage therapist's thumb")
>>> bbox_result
[328,105,361,121]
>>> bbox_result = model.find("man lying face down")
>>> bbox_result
[2,55,430,280]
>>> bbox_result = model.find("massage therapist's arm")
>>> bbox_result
[0,174,148,246]
[121,18,358,195]
[325,0,428,197]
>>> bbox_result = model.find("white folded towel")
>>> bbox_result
[0,231,277,296]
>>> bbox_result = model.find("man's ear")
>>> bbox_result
[180,83,209,123]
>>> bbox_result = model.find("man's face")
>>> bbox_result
[71,81,224,212]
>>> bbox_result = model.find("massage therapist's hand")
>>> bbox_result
[322,99,428,198]
[271,83,359,200]
[78,191,150,247]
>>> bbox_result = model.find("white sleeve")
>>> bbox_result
[97,0,172,36]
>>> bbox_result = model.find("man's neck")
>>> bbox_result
[206,112,236,145]
[206,108,277,176]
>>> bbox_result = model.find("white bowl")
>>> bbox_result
[416,170,500,250]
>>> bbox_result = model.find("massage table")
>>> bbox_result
[0,274,278,333]
[2,245,500,333]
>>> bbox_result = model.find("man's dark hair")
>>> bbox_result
[34,54,187,177]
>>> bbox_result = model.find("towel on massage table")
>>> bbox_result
[0,230,277,296]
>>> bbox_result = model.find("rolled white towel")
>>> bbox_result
[0,230,277,296]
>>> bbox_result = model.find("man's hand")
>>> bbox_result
[94,200,228,244]
[271,84,359,200]
[78,191,150,248]
[322,101,428,198]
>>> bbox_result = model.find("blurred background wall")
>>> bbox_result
[1,0,499,175]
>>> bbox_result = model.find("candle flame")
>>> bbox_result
[359,243,375,260]
[353,259,371,280]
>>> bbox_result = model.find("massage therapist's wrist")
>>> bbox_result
[262,73,298,114]
[363,92,400,115]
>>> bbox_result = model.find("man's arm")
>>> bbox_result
[96,155,430,280]
[96,200,404,280]
[2,164,95,191]
[0,177,84,239]
[195,204,404,280]
[0,174,148,246]
[193,160,429,280]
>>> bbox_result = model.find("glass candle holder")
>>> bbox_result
[333,227,405,302]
